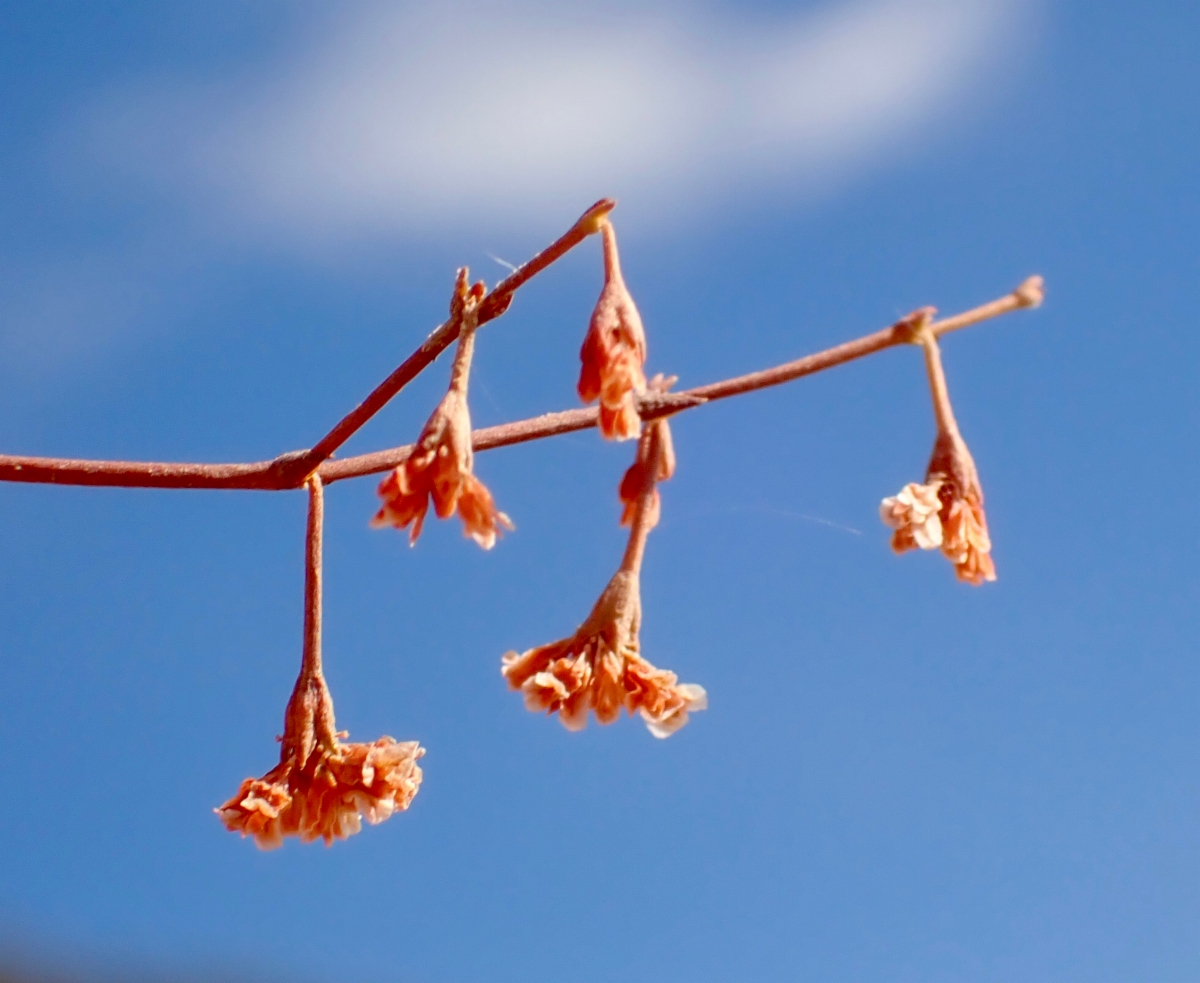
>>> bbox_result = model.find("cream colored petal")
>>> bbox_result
[911,513,943,550]
[676,683,708,711]
[642,707,689,739]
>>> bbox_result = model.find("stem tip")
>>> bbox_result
[1014,275,1045,308]
[575,198,618,236]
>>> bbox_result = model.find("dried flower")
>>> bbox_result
[290,736,425,845]
[217,735,425,850]
[881,312,996,584]
[503,392,702,736]
[372,269,513,549]
[216,665,425,849]
[220,475,425,848]
[502,570,706,737]
[578,220,647,441]
[930,431,995,585]
[216,770,295,850]
[880,480,944,553]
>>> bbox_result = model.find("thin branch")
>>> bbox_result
[318,391,705,483]
[0,277,1043,491]
[303,474,324,681]
[919,330,960,440]
[280,473,335,766]
[294,199,616,481]
[0,455,286,490]
[687,276,1043,403]
[321,276,1045,483]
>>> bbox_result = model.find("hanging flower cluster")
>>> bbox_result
[372,269,514,549]
[219,477,424,849]
[502,380,706,736]
[577,217,647,441]
[879,308,997,585]
[217,727,425,850]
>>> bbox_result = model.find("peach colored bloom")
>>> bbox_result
[372,270,512,549]
[217,737,425,850]
[292,737,425,846]
[879,480,944,553]
[216,770,296,851]
[926,428,996,586]
[502,570,706,737]
[217,636,424,849]
[884,430,996,585]
[885,317,997,585]
[506,359,701,735]
[371,387,512,548]
[578,221,647,441]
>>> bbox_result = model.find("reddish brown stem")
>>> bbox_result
[0,277,1042,490]
[620,492,654,575]
[919,332,960,439]
[600,221,623,285]
[303,474,324,680]
[617,424,666,576]
[688,277,1041,403]
[448,303,479,397]
[280,473,334,765]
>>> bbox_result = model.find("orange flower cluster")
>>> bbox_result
[371,386,512,548]
[503,374,704,736]
[218,560,424,851]
[881,314,996,585]
[502,570,706,737]
[578,220,647,441]
[217,735,425,850]
[372,270,512,549]
[931,433,995,585]
[882,445,996,584]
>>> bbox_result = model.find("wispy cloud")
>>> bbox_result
[3,0,1031,381]
[82,0,1032,243]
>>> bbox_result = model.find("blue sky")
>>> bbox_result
[2,1,1198,981]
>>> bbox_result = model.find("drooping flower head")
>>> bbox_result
[879,309,996,585]
[578,219,647,441]
[219,476,425,849]
[502,394,704,736]
[926,429,995,585]
[501,570,706,737]
[372,269,513,549]
[216,683,425,850]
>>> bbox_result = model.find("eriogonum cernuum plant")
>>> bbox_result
[577,214,647,441]
[218,477,424,848]
[372,268,514,549]
[880,307,1001,585]
[501,410,707,736]
[0,194,1044,848]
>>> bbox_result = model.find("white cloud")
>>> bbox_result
[82,0,1032,242]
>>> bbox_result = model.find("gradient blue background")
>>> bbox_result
[1,2,1198,981]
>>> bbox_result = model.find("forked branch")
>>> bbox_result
[0,198,1046,851]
